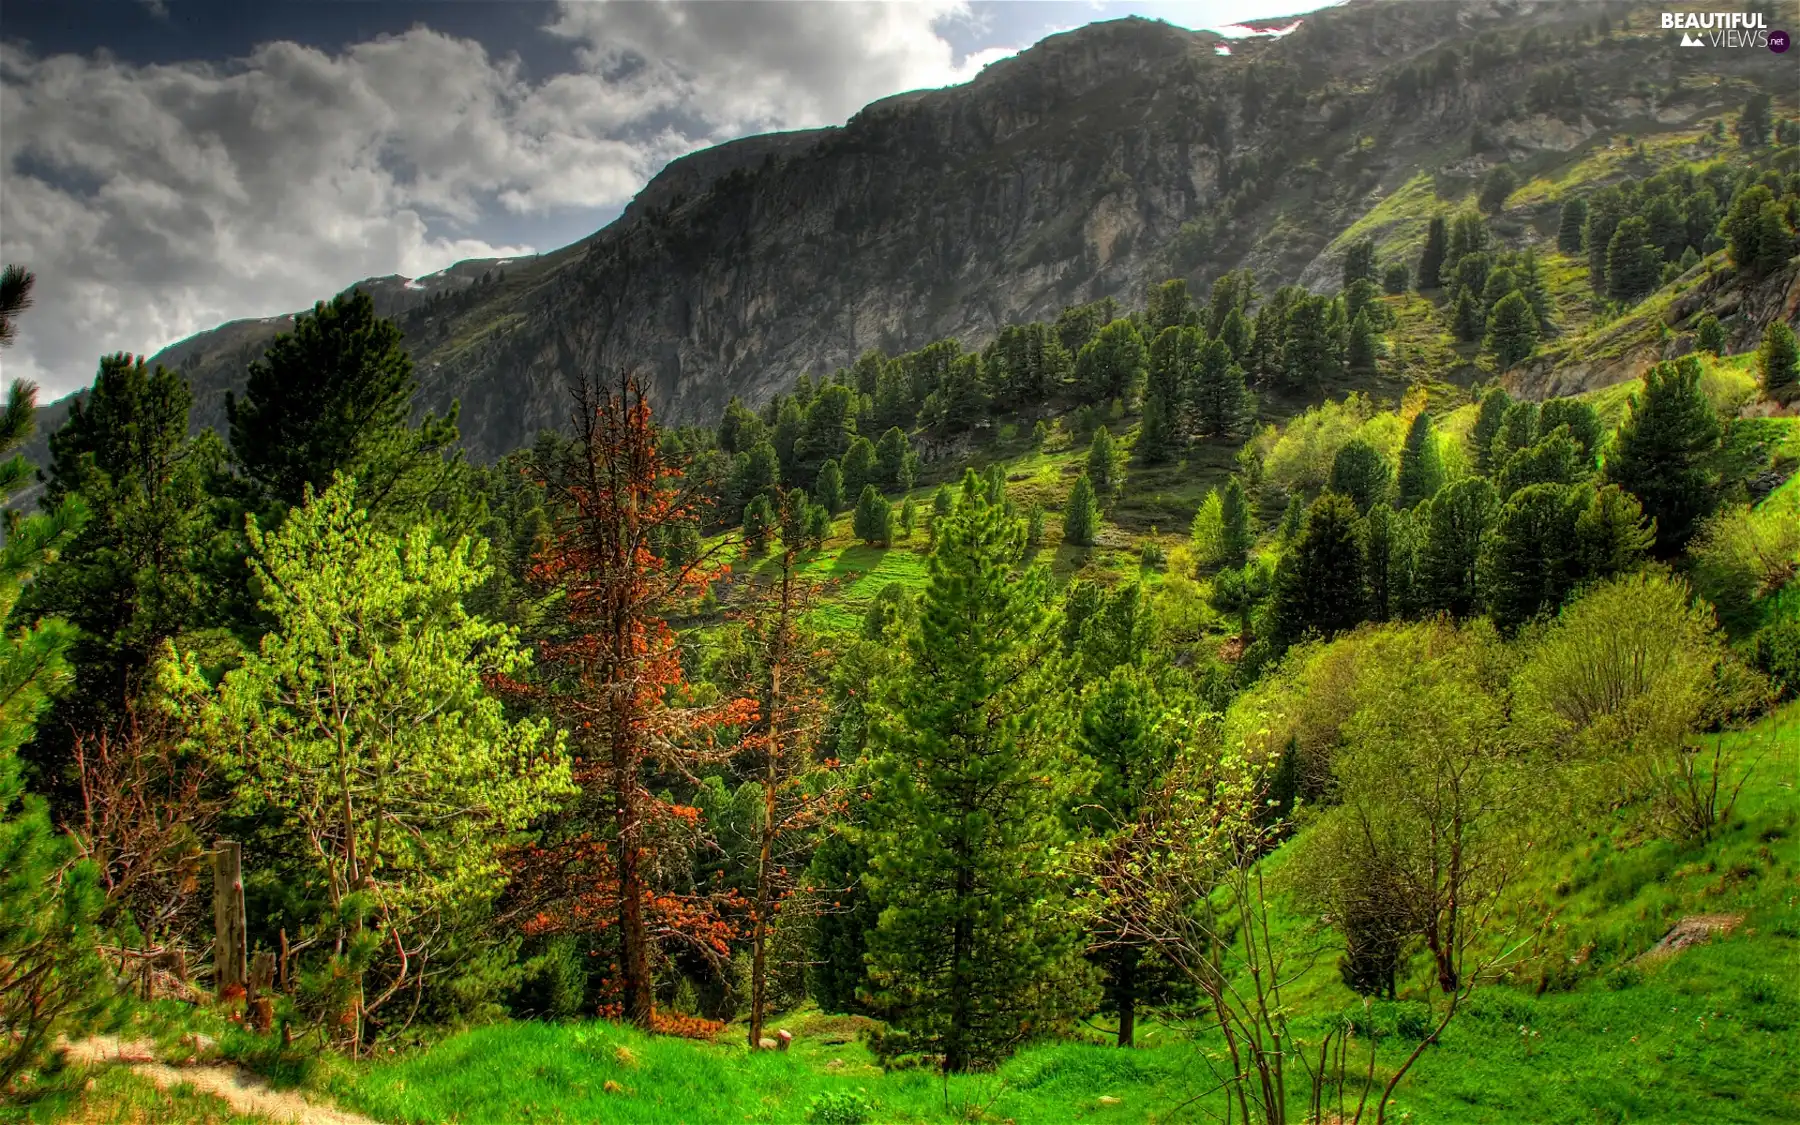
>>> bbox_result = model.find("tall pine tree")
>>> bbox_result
[864,479,1087,1071]
[1605,356,1721,555]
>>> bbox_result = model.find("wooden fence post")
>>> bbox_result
[213,839,246,1001]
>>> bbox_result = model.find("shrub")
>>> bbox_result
[807,1091,874,1124]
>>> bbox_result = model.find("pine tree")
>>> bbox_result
[1574,484,1655,580]
[864,485,1085,1071]
[1282,295,1341,391]
[876,427,914,490]
[1696,314,1727,356]
[0,365,107,1085]
[1190,490,1226,567]
[1277,493,1306,543]
[1758,321,1799,400]
[900,495,918,539]
[1557,197,1589,253]
[1723,186,1791,279]
[1538,397,1604,463]
[1478,165,1517,213]
[1064,474,1100,547]
[1470,386,1514,476]
[1025,501,1045,548]
[1346,309,1379,374]
[1480,482,1584,630]
[853,484,894,546]
[815,459,845,513]
[1271,492,1367,646]
[0,264,35,347]
[1488,400,1539,471]
[1138,393,1178,466]
[1329,438,1393,514]
[1192,337,1252,438]
[1382,263,1410,295]
[1605,217,1662,305]
[1452,289,1484,343]
[1362,502,1415,622]
[1216,306,1252,361]
[1145,279,1201,336]
[18,355,224,783]
[1417,477,1498,617]
[1418,215,1448,289]
[1737,93,1772,148]
[1088,426,1121,498]
[1075,320,1148,405]
[1072,664,1173,1047]
[1220,476,1254,568]
[1143,327,1200,462]
[1485,291,1539,369]
[1342,238,1378,289]
[842,435,878,497]
[1605,356,1721,555]
[228,288,461,521]
[743,492,775,554]
[1395,410,1442,509]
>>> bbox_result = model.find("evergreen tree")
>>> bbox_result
[1025,501,1045,548]
[1346,309,1379,374]
[729,441,781,521]
[1418,215,1449,289]
[1271,492,1367,646]
[842,435,879,498]
[1138,393,1179,467]
[1216,306,1252,362]
[1363,502,1417,622]
[743,492,775,554]
[1758,320,1798,400]
[1395,410,1443,509]
[1557,197,1589,253]
[864,485,1085,1071]
[1145,279,1201,336]
[1281,295,1341,391]
[1277,493,1306,543]
[1329,438,1393,514]
[1696,314,1727,356]
[1191,337,1252,438]
[1537,397,1603,463]
[1480,482,1584,630]
[796,384,858,481]
[1605,217,1661,305]
[1220,476,1254,569]
[18,355,224,784]
[1737,93,1772,148]
[1143,327,1201,462]
[1583,187,1628,291]
[0,264,35,347]
[1071,664,1173,1047]
[1478,165,1517,213]
[1574,484,1656,579]
[1342,238,1378,289]
[1075,320,1148,405]
[853,485,894,546]
[1189,490,1226,567]
[1723,186,1792,279]
[1063,474,1100,547]
[1470,386,1514,476]
[1088,426,1121,498]
[815,459,845,514]
[1382,264,1410,295]
[718,396,765,456]
[876,427,914,490]
[227,289,461,521]
[0,367,107,1085]
[1485,291,1539,369]
[1452,289,1484,343]
[1488,400,1539,469]
[1417,477,1498,617]
[1031,419,1050,449]
[1605,356,1721,555]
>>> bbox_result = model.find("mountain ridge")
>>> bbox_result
[24,0,1793,468]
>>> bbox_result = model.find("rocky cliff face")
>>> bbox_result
[45,0,1790,463]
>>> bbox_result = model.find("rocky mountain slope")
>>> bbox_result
[34,0,1793,463]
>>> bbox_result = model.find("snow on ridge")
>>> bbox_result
[1211,19,1303,39]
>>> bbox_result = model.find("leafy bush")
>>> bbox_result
[806,1091,874,1124]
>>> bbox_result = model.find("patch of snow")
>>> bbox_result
[494,258,513,266]
[404,278,426,291]
[1215,44,1232,55]
[1212,19,1303,39]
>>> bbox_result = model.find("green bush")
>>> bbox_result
[807,1090,874,1124]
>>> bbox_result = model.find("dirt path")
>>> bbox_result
[60,1035,378,1125]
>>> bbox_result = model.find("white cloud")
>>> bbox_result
[0,3,1025,398]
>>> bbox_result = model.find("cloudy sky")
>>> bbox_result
[2,0,1323,399]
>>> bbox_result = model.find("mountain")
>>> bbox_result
[32,0,1794,465]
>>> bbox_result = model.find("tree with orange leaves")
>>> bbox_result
[725,488,846,1047]
[520,372,748,1029]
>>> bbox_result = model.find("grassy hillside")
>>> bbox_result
[51,703,1785,1125]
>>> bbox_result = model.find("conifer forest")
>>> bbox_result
[1,3,1798,1122]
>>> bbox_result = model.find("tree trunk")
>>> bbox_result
[1116,944,1140,1048]
[212,839,246,1000]
[945,853,975,1073]
[615,720,653,1029]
